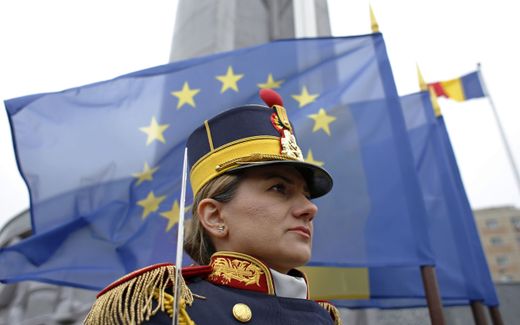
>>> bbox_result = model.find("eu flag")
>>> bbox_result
[331,91,498,308]
[2,34,433,290]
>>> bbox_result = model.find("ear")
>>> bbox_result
[197,198,227,239]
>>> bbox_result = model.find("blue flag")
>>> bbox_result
[2,34,433,291]
[334,91,498,308]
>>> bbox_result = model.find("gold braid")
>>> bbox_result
[317,301,343,325]
[84,265,194,325]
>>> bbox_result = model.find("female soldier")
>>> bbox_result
[85,89,341,324]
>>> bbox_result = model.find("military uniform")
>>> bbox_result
[84,89,338,324]
[85,251,341,324]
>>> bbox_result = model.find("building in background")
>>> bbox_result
[169,0,331,61]
[0,210,96,324]
[474,206,520,283]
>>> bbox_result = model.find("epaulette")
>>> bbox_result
[84,263,211,325]
[316,300,343,325]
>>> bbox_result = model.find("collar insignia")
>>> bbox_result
[207,251,275,294]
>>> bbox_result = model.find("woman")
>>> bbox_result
[85,89,340,324]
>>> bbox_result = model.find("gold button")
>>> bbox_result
[232,303,252,323]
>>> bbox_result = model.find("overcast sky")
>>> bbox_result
[1,0,519,229]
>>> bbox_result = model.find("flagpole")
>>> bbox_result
[417,65,447,325]
[489,306,505,325]
[470,301,488,325]
[477,63,520,199]
[476,64,513,323]
[421,266,446,325]
[172,147,189,325]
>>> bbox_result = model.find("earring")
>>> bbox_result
[217,225,225,232]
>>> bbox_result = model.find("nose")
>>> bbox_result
[292,195,318,221]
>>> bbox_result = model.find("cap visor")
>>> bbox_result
[226,160,333,199]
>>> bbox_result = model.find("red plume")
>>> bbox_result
[259,89,283,107]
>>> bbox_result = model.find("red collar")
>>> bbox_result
[206,251,308,297]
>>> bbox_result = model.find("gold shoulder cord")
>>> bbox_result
[317,301,343,325]
[152,289,195,325]
[83,265,195,325]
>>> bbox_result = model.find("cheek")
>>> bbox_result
[244,201,288,227]
[229,194,276,219]
[226,200,286,237]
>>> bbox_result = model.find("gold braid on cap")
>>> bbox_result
[84,265,195,325]
[317,301,343,325]
[215,152,298,172]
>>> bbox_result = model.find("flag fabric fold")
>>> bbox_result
[326,91,498,308]
[2,34,433,291]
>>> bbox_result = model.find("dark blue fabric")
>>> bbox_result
[144,279,334,325]
[186,105,280,167]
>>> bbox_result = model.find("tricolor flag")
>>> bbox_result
[428,71,485,102]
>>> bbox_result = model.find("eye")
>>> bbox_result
[269,183,287,194]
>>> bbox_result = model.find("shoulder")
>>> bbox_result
[84,263,211,325]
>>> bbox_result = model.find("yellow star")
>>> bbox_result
[171,82,200,109]
[292,86,319,108]
[160,200,180,232]
[308,108,337,136]
[139,117,169,145]
[305,149,324,167]
[257,74,284,89]
[137,191,166,219]
[132,162,159,186]
[216,66,244,93]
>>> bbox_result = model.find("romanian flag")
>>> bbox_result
[428,71,485,102]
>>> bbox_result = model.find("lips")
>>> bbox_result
[288,226,311,238]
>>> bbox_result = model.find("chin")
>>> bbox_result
[283,249,312,269]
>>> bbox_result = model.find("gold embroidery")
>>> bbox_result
[215,153,297,172]
[209,257,264,287]
[280,129,304,161]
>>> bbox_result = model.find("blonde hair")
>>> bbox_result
[184,173,242,265]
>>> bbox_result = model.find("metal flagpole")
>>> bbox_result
[172,147,189,325]
[477,63,509,325]
[477,63,520,197]
[470,301,488,325]
[489,306,505,325]
[420,266,446,325]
